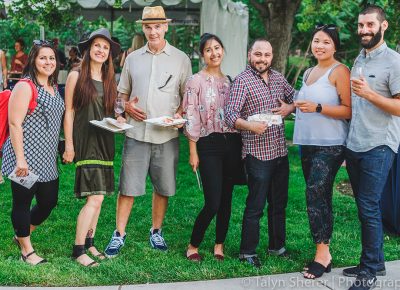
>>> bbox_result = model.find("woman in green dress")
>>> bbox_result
[63,28,121,267]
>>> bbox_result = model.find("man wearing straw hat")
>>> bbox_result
[104,6,192,258]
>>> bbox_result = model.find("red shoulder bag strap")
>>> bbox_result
[17,79,38,114]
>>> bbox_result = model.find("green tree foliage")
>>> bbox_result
[1,0,398,75]
[5,0,78,30]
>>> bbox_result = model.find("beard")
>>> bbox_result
[359,27,382,49]
[249,60,270,74]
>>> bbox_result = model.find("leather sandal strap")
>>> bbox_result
[87,261,98,267]
[85,237,94,249]
[37,258,47,264]
[72,245,86,259]
[304,261,326,279]
[96,252,106,258]
[13,236,21,250]
[25,251,36,258]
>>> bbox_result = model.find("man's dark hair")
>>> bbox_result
[248,38,270,52]
[359,4,386,23]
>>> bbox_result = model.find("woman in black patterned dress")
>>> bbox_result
[1,40,64,265]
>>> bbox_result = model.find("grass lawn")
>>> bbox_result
[0,120,399,286]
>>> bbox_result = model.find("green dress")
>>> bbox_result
[73,79,115,198]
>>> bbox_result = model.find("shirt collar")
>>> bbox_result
[142,40,171,56]
[360,42,387,59]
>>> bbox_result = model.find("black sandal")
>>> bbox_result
[304,261,332,279]
[21,250,47,265]
[72,245,98,267]
[85,237,106,260]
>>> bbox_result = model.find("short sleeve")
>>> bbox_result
[117,59,132,95]
[179,55,193,98]
[182,76,201,142]
[389,59,400,96]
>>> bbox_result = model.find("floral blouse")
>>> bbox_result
[183,70,236,142]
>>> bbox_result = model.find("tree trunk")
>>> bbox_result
[251,0,302,74]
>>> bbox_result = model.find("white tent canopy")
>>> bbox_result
[72,0,203,24]
[201,0,248,77]
[72,0,248,76]
[75,0,203,8]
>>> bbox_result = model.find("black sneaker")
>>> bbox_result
[348,271,377,290]
[343,265,386,277]
[239,256,262,268]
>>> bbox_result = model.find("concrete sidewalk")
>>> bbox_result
[1,261,400,290]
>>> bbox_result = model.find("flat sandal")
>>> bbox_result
[85,237,106,260]
[72,245,99,267]
[21,251,47,265]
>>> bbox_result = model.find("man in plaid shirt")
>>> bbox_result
[225,38,295,268]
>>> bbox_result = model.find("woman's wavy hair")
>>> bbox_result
[73,40,117,114]
[22,42,59,87]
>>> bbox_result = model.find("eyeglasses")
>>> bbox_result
[33,40,54,47]
[315,24,337,31]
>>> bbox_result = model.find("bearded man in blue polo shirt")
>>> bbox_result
[343,5,400,290]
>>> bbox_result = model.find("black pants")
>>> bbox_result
[11,179,59,237]
[301,145,344,244]
[240,154,289,256]
[190,133,241,247]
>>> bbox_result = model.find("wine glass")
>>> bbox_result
[294,90,305,120]
[351,66,364,81]
[355,66,363,79]
[114,98,125,115]
[351,66,364,97]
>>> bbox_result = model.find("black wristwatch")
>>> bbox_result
[316,103,322,113]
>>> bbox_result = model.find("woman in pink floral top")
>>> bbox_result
[184,68,235,140]
[183,33,243,262]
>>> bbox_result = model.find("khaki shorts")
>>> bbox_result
[119,137,179,197]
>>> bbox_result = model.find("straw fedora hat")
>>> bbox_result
[136,6,172,24]
[78,28,121,59]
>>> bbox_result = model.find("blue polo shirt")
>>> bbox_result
[346,42,400,153]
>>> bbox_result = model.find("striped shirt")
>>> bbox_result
[225,66,294,161]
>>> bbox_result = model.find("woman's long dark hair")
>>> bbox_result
[73,43,117,114]
[22,44,59,87]
[199,33,225,56]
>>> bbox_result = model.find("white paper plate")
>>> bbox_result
[144,116,186,127]
[90,119,132,133]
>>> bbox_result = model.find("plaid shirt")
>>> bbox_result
[225,65,294,161]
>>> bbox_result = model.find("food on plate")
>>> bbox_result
[163,117,175,124]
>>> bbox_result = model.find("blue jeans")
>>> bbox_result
[240,154,289,256]
[345,146,395,276]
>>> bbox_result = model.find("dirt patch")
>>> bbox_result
[336,180,354,196]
